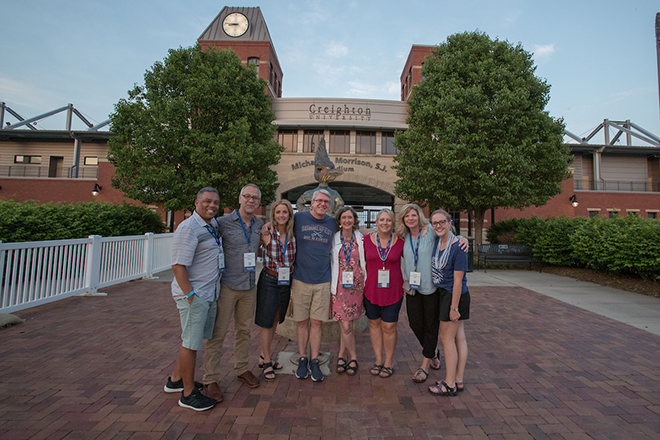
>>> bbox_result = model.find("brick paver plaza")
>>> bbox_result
[2,275,660,439]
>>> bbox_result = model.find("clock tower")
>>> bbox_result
[198,7,283,99]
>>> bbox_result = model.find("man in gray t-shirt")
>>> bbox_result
[164,188,223,412]
[203,184,264,400]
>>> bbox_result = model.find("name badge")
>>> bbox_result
[244,252,256,272]
[409,271,421,289]
[341,271,354,289]
[218,253,225,274]
[378,270,390,288]
[278,267,290,285]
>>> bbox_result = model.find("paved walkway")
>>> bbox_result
[2,270,660,439]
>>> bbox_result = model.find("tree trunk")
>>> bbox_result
[474,209,486,245]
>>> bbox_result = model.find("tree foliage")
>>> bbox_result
[108,44,282,212]
[394,31,572,243]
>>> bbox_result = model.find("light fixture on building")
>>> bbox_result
[92,183,102,197]
[569,194,578,208]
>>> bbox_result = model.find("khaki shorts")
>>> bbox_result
[291,279,331,322]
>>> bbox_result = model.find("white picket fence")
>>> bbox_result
[0,233,173,313]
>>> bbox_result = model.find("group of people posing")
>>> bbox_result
[165,185,471,412]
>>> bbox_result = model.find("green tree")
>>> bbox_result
[394,31,572,244]
[108,44,282,212]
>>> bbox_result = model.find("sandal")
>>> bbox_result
[259,354,283,370]
[456,382,464,392]
[430,349,441,370]
[262,362,276,381]
[412,368,429,383]
[379,366,394,378]
[336,357,347,374]
[370,364,383,376]
[346,360,358,376]
[428,381,457,396]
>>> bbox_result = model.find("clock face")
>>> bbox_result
[222,12,249,37]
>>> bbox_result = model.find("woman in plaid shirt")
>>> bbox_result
[256,200,297,381]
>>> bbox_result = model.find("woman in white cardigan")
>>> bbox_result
[330,206,367,376]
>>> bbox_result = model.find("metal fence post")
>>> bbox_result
[143,233,157,279]
[85,235,103,295]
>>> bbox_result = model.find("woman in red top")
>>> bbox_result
[363,208,404,378]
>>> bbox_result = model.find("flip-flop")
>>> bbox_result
[262,362,276,381]
[428,381,457,396]
[346,360,358,376]
[259,354,283,370]
[336,357,347,374]
[412,368,429,383]
[370,364,383,376]
[379,366,394,378]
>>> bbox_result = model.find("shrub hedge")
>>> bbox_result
[0,200,166,243]
[487,215,660,281]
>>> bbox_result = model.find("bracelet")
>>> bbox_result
[186,290,195,298]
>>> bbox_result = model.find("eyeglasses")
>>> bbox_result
[313,199,330,205]
[241,194,260,202]
[431,219,451,227]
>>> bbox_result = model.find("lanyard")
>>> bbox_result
[376,232,393,270]
[277,231,289,266]
[205,225,221,247]
[409,229,421,271]
[237,212,254,248]
[340,233,354,266]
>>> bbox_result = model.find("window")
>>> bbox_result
[303,130,323,153]
[382,133,398,155]
[648,212,657,219]
[278,130,298,152]
[608,210,619,218]
[627,210,640,217]
[247,57,259,76]
[84,157,98,165]
[588,210,599,218]
[329,130,350,153]
[14,155,41,164]
[356,131,376,154]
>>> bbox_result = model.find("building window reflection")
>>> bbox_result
[382,133,399,155]
[330,130,350,154]
[356,131,376,154]
[303,130,323,153]
[278,129,298,152]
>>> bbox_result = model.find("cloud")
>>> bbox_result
[0,76,56,111]
[346,81,400,99]
[326,42,348,57]
[534,44,555,59]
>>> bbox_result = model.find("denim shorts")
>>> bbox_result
[363,295,403,323]
[176,295,217,351]
[255,269,291,328]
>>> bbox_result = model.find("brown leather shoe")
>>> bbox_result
[204,382,224,403]
[237,370,260,388]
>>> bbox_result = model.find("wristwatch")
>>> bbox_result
[451,307,459,312]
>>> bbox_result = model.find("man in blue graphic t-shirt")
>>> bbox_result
[291,189,336,382]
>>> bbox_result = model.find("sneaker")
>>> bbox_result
[164,376,204,393]
[310,358,324,382]
[296,356,309,379]
[178,387,216,412]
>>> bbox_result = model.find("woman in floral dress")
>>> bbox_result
[331,206,366,376]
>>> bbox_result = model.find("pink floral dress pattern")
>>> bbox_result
[331,241,365,321]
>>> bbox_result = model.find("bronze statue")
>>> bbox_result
[296,135,344,215]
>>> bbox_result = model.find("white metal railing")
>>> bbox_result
[1,232,173,313]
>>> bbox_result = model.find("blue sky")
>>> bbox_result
[1,0,659,144]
